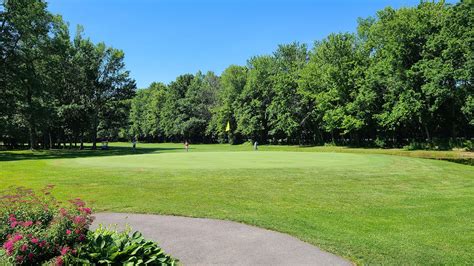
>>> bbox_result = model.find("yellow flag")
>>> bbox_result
[225,121,230,132]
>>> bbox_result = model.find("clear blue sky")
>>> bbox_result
[47,0,456,88]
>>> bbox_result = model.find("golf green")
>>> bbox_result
[1,144,473,264]
[68,151,381,170]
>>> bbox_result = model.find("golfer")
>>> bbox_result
[184,140,189,152]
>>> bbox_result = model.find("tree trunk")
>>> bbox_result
[91,111,99,150]
[74,133,78,148]
[80,132,84,150]
[423,124,431,141]
[28,125,35,150]
[26,86,36,150]
[92,129,98,150]
[49,132,53,150]
[451,99,456,139]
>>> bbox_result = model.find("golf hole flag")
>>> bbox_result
[225,121,231,132]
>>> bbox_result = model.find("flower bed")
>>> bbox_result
[0,186,178,265]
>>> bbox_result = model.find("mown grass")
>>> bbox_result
[2,142,472,163]
[1,143,473,264]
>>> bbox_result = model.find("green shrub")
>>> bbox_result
[324,141,337,147]
[66,226,178,265]
[0,186,92,265]
[1,187,178,266]
[373,138,386,148]
[403,141,427,150]
[463,140,474,151]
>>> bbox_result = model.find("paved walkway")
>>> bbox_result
[93,213,351,265]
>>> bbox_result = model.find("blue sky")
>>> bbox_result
[47,0,457,88]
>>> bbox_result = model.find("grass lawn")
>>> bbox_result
[1,143,473,264]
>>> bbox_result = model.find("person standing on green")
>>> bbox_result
[184,140,189,152]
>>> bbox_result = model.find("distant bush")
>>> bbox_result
[403,141,428,151]
[0,187,178,266]
[463,140,474,152]
[402,139,474,151]
[324,142,337,147]
[373,138,386,148]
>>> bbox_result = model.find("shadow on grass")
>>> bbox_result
[440,158,474,166]
[0,146,180,162]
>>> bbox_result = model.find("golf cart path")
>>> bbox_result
[93,213,351,265]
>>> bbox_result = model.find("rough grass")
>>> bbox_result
[1,143,473,264]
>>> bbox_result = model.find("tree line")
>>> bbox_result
[1,0,136,149]
[130,1,473,147]
[1,1,473,149]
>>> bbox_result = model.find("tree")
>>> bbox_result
[45,17,87,149]
[236,56,276,143]
[2,0,471,149]
[268,42,308,143]
[1,0,53,149]
[160,74,194,140]
[208,65,247,143]
[89,43,136,149]
[299,33,371,143]
[420,1,473,137]
[363,2,450,141]
[129,82,166,141]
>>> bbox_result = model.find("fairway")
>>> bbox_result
[1,144,473,264]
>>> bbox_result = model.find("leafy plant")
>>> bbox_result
[1,187,178,265]
[463,140,474,152]
[403,142,427,151]
[373,138,386,148]
[0,186,93,265]
[67,226,178,265]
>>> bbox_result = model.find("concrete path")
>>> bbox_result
[93,213,351,266]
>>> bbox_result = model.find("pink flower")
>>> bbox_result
[66,229,72,235]
[31,238,39,244]
[59,208,67,216]
[39,241,46,248]
[16,255,24,264]
[77,234,85,241]
[13,234,23,242]
[3,240,13,250]
[22,221,33,227]
[3,240,14,255]
[81,207,92,214]
[71,198,85,207]
[8,214,16,223]
[10,221,18,228]
[20,244,28,252]
[28,253,34,260]
[60,246,70,255]
[56,256,64,266]
[73,216,85,225]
